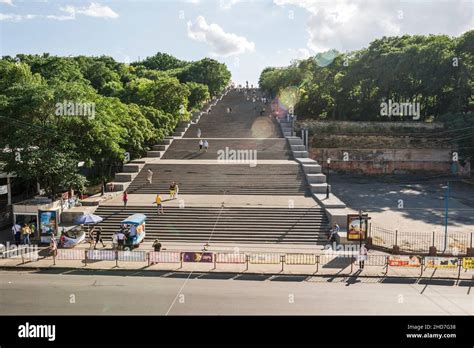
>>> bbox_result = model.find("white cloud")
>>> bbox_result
[219,0,244,10]
[0,0,14,6]
[0,2,118,21]
[187,15,255,57]
[274,0,472,53]
[0,13,37,21]
[58,2,119,19]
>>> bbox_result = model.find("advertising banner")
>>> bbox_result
[347,214,369,241]
[425,257,459,269]
[181,252,213,263]
[388,255,422,267]
[39,210,58,243]
[462,257,474,269]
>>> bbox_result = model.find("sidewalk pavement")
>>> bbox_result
[1,247,472,281]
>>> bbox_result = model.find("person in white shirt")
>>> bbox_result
[147,169,153,184]
[12,223,21,245]
[116,230,126,250]
[199,139,204,152]
[197,128,201,138]
[129,225,137,238]
[358,244,368,269]
[203,140,209,152]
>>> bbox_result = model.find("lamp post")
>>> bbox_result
[359,209,363,249]
[443,181,450,253]
[326,158,331,199]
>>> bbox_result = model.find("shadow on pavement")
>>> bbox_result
[418,279,456,286]
[270,275,308,282]
[25,268,469,287]
[381,277,418,284]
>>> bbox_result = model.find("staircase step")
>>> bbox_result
[122,163,144,173]
[302,164,322,174]
[310,183,330,194]
[306,173,327,183]
[152,144,167,151]
[146,151,162,158]
[292,151,309,158]
[114,172,138,182]
[287,138,303,145]
[291,145,306,151]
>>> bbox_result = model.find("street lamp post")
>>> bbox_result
[444,181,450,252]
[326,158,331,199]
[359,209,363,249]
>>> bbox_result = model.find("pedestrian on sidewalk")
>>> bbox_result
[358,244,368,270]
[116,229,126,250]
[94,227,106,249]
[112,231,118,250]
[12,223,21,245]
[122,190,128,208]
[203,140,209,152]
[29,222,36,237]
[328,223,340,246]
[155,194,164,215]
[199,139,203,152]
[152,239,162,252]
[147,169,153,184]
[197,128,201,138]
[21,223,31,245]
[49,234,58,257]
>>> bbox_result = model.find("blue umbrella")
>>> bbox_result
[74,214,103,225]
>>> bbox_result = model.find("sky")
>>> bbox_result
[0,0,472,85]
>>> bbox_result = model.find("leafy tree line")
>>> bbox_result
[0,52,231,198]
[259,31,473,163]
[259,31,473,122]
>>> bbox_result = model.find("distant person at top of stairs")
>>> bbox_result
[199,139,203,152]
[147,169,153,184]
[197,128,201,138]
[122,190,128,207]
[203,140,209,152]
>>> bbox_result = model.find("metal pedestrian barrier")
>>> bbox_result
[285,253,317,265]
[148,251,181,265]
[2,247,474,279]
[248,253,280,264]
[117,250,147,262]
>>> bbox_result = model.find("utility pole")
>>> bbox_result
[444,181,450,252]
[326,158,331,199]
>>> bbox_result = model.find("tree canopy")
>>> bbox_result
[259,31,473,122]
[0,52,231,198]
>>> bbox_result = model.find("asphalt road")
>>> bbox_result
[0,271,472,315]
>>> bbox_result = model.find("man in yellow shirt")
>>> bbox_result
[155,194,164,215]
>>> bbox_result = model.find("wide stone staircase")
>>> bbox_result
[97,87,331,245]
[94,205,328,244]
[162,138,293,160]
[126,163,309,195]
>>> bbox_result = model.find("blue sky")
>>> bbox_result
[1,0,472,85]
